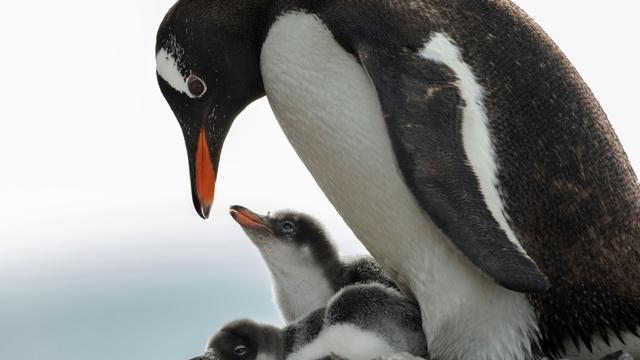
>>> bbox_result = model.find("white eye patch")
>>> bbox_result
[156,47,205,98]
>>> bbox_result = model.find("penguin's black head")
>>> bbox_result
[194,319,281,360]
[229,205,339,265]
[156,0,270,219]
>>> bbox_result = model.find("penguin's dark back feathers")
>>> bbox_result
[427,2,640,356]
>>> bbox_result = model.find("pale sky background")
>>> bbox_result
[0,1,638,359]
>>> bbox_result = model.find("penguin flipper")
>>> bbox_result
[357,45,548,293]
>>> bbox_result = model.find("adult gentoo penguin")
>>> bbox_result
[155,1,640,359]
[189,283,427,360]
[229,205,397,322]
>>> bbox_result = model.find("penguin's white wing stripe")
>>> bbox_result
[355,32,548,293]
[419,33,528,257]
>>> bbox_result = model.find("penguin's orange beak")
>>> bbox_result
[229,205,272,231]
[157,68,243,221]
[194,128,216,219]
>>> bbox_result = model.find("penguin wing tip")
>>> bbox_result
[493,257,550,294]
[525,273,550,293]
[499,276,549,294]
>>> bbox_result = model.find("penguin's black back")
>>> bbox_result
[423,2,640,356]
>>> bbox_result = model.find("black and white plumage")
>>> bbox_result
[156,1,640,359]
[229,205,398,323]
[190,284,427,360]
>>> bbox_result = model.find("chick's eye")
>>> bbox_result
[234,345,248,356]
[281,221,295,233]
[187,74,206,97]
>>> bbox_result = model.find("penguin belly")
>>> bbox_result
[261,12,538,360]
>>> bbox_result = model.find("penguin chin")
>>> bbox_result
[257,239,295,256]
[243,229,279,246]
[239,226,272,243]
[258,241,313,269]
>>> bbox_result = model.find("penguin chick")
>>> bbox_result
[192,283,427,360]
[189,319,283,360]
[229,205,398,322]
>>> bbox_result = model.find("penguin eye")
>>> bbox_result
[233,345,248,357]
[281,221,296,234]
[187,74,207,98]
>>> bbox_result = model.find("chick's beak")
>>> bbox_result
[229,205,271,231]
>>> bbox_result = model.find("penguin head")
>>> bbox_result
[229,205,339,267]
[156,0,269,219]
[193,319,281,360]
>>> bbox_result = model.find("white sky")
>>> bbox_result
[1,0,638,269]
[0,1,638,359]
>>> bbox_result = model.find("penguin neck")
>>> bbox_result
[256,324,286,360]
[259,242,340,323]
[237,0,273,99]
[245,0,275,50]
[208,0,274,98]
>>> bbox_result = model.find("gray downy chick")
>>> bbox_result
[190,283,427,360]
[229,205,398,323]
